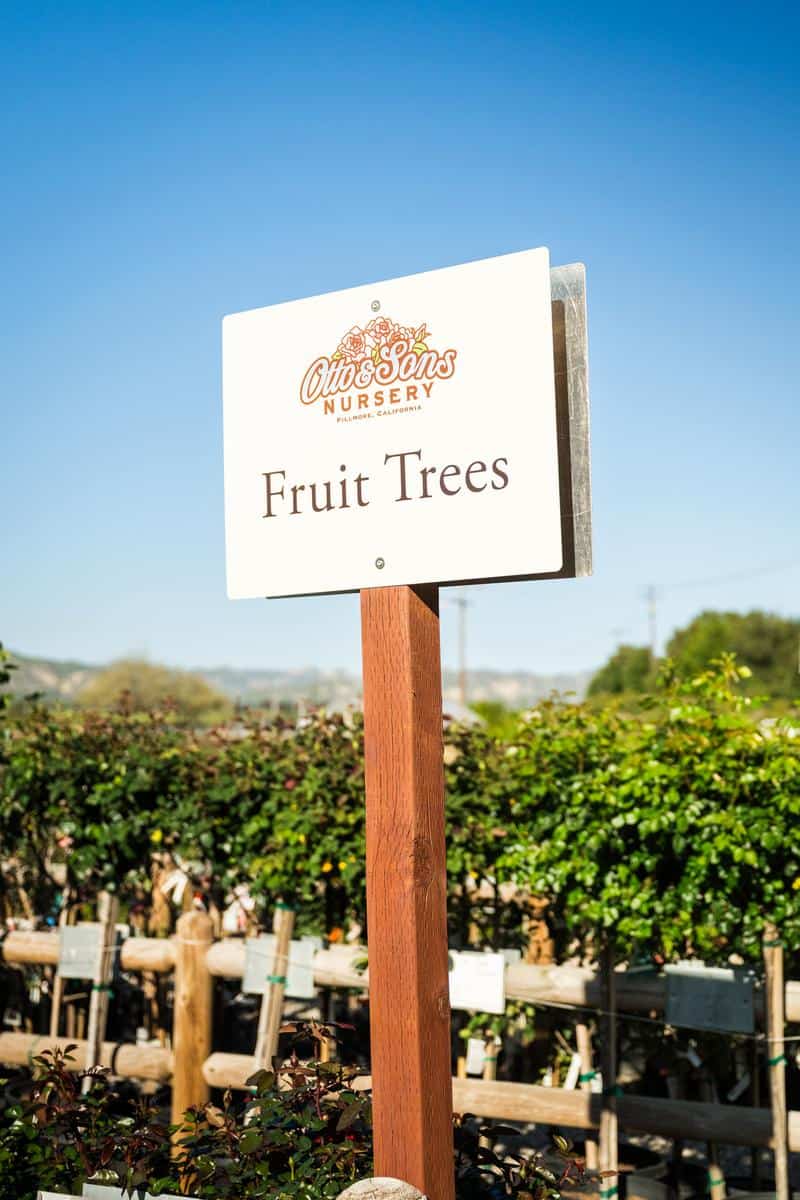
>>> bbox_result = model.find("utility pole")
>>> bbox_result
[646,585,657,665]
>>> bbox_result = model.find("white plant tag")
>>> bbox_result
[448,951,505,1014]
[465,1037,486,1075]
[563,1052,582,1090]
[727,1072,751,1102]
[59,924,104,980]
[243,935,316,999]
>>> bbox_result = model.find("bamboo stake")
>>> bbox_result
[82,891,119,1093]
[764,922,790,1200]
[49,891,73,1039]
[598,945,618,1200]
[751,1037,762,1190]
[482,1035,499,1082]
[254,902,295,1066]
[576,1021,599,1171]
[703,1073,726,1200]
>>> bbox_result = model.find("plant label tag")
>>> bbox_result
[448,950,506,1014]
[500,947,522,966]
[59,924,104,980]
[224,248,591,598]
[727,1072,751,1102]
[665,964,755,1034]
[564,1052,582,1089]
[465,1037,486,1075]
[243,935,316,999]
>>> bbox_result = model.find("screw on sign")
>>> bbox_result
[222,248,591,1199]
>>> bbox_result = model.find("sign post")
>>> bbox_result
[361,583,453,1199]
[223,248,591,1200]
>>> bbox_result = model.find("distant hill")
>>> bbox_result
[5,649,592,709]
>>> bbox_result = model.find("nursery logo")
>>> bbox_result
[299,315,458,421]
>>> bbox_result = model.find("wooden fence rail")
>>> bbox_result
[201,1052,800,1151]
[3,929,797,1156]
[6,932,800,1022]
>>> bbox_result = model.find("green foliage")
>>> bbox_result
[0,1038,576,1200]
[590,610,800,702]
[468,701,520,740]
[666,609,800,700]
[78,658,233,726]
[499,656,800,963]
[2,646,799,967]
[587,644,655,697]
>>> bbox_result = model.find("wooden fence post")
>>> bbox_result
[171,909,214,1126]
[598,946,618,1200]
[764,922,790,1200]
[361,584,455,1200]
[254,902,295,1066]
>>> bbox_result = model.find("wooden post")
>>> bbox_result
[49,891,73,1039]
[254,902,295,1066]
[361,584,455,1200]
[171,909,214,1126]
[764,923,790,1200]
[751,1038,762,1190]
[576,1021,599,1171]
[82,891,119,1093]
[703,1073,726,1200]
[598,945,618,1200]
[482,1035,499,1081]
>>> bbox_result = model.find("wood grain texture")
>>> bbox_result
[171,910,214,1125]
[360,584,454,1200]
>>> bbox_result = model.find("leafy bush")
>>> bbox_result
[0,1037,583,1200]
[2,652,799,966]
[499,657,800,963]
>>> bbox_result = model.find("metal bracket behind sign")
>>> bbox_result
[58,924,105,981]
[243,935,316,999]
[665,963,755,1034]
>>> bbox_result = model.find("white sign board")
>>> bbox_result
[223,248,566,598]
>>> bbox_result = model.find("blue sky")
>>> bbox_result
[1,1,798,677]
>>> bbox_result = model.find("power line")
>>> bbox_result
[665,561,800,592]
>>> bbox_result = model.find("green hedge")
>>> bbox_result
[1,656,798,965]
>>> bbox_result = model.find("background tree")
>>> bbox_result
[587,643,654,696]
[78,658,232,725]
[666,609,799,700]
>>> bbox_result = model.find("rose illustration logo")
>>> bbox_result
[300,316,457,418]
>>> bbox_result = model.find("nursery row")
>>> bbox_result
[2,656,799,967]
